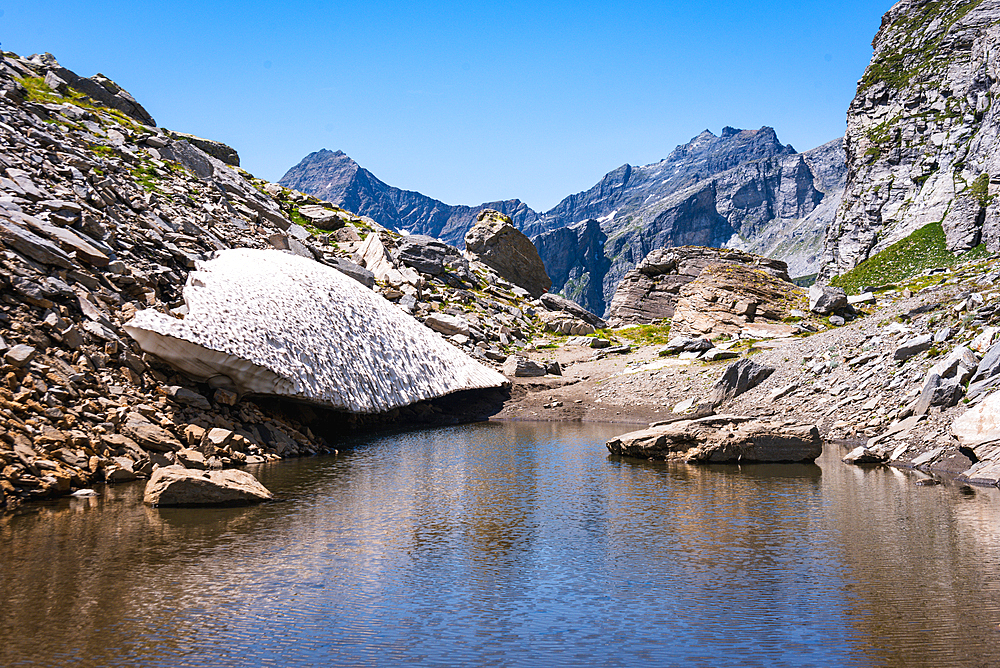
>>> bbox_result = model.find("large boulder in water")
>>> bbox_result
[465,209,551,297]
[124,249,506,414]
[144,466,273,506]
[606,415,821,463]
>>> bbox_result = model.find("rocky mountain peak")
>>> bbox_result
[279,152,540,246]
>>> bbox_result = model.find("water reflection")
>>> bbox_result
[1,422,1000,667]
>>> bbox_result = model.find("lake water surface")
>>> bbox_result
[2,421,1000,667]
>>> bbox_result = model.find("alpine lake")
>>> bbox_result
[3,420,1000,667]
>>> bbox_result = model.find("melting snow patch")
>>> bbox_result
[125,249,506,414]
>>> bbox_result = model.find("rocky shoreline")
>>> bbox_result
[497,254,1000,486]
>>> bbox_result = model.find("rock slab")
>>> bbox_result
[607,415,822,463]
[143,466,273,506]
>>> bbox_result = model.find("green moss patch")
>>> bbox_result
[613,322,672,346]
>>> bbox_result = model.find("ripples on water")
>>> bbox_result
[2,421,1000,667]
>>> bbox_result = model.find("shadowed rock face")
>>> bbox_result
[124,249,507,414]
[824,0,1000,279]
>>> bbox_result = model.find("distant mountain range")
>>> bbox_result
[277,150,538,245]
[280,127,845,315]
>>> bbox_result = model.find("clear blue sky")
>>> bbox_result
[5,0,891,211]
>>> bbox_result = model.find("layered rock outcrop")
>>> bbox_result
[0,49,549,509]
[124,249,507,413]
[823,0,1000,279]
[670,264,805,339]
[605,246,792,326]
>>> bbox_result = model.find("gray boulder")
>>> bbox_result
[465,209,551,298]
[143,466,273,506]
[168,131,240,167]
[970,341,1000,388]
[396,235,468,277]
[157,140,216,180]
[4,344,36,368]
[708,359,775,406]
[808,284,848,315]
[539,293,608,328]
[894,334,933,361]
[120,415,183,452]
[326,256,375,288]
[953,391,1000,447]
[913,373,964,416]
[502,355,548,377]
[843,446,888,465]
[659,336,713,356]
[423,313,470,337]
[606,415,821,463]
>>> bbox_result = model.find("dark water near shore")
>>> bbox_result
[3,421,1000,667]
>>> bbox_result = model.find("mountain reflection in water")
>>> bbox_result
[2,421,999,667]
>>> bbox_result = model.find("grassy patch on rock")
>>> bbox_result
[829,221,990,293]
[858,0,987,93]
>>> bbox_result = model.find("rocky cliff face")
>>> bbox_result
[823,0,1000,280]
[534,129,845,315]
[278,149,539,246]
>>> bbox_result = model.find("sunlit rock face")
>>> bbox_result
[124,249,507,414]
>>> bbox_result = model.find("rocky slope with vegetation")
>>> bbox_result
[823,0,1000,280]
[0,51,604,509]
[7,0,1000,511]
[497,251,1000,486]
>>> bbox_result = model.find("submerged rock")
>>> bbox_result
[124,249,506,414]
[606,415,821,463]
[144,466,273,506]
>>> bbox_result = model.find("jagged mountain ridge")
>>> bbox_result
[281,127,845,316]
[823,0,1000,279]
[530,128,845,314]
[278,149,539,246]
